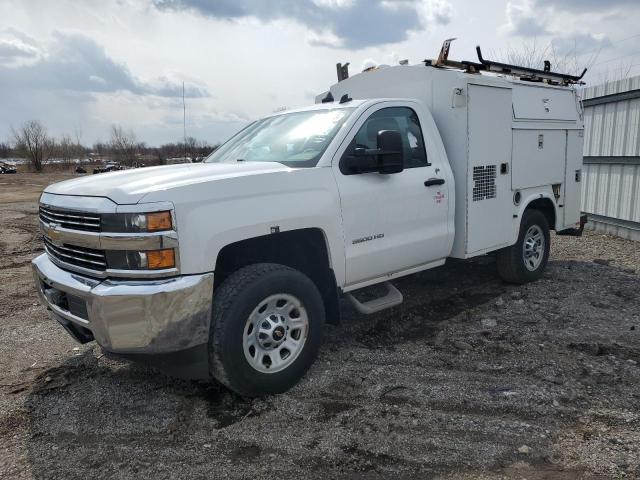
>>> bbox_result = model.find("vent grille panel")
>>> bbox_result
[472,165,497,201]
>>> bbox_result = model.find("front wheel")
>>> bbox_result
[209,263,325,397]
[496,209,550,284]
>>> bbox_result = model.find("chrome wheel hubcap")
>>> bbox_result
[243,294,308,373]
[523,225,545,271]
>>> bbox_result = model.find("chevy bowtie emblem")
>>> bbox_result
[47,223,63,245]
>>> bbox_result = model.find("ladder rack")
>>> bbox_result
[335,40,588,86]
[462,46,587,86]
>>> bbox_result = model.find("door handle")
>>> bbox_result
[424,178,445,187]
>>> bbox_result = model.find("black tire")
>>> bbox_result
[209,263,325,397]
[497,209,550,284]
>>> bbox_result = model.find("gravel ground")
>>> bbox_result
[0,173,639,480]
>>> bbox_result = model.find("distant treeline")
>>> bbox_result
[2,121,220,171]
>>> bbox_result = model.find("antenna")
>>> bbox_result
[183,81,187,160]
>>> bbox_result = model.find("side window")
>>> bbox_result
[341,107,429,171]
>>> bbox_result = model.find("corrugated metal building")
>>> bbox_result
[581,75,640,240]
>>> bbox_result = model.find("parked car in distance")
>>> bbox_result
[0,163,17,174]
[166,157,192,165]
[75,165,87,174]
[93,162,124,174]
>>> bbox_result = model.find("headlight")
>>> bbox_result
[106,248,176,270]
[102,211,173,233]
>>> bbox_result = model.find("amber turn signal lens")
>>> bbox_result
[146,211,172,232]
[146,249,175,269]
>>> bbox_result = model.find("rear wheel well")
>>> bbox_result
[214,228,340,325]
[525,198,556,230]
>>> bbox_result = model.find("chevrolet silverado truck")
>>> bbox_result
[32,44,586,396]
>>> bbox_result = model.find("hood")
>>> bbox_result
[44,162,291,204]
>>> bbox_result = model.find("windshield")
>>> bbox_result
[205,107,354,168]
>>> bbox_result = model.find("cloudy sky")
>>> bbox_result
[1,0,639,146]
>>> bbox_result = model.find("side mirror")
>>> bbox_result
[341,129,404,175]
[376,130,403,174]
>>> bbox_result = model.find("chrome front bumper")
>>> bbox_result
[32,253,214,355]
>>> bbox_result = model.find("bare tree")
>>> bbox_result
[110,125,138,165]
[74,126,83,147]
[57,134,75,163]
[184,136,198,159]
[595,60,635,85]
[500,40,639,85]
[495,39,600,78]
[0,141,11,159]
[11,120,50,172]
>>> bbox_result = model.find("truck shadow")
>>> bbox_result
[333,256,507,349]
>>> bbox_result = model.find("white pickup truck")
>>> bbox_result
[32,44,586,396]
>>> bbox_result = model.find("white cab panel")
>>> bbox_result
[332,101,453,286]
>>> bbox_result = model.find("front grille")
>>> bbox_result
[43,237,107,271]
[39,205,101,232]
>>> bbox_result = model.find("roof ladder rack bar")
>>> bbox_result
[474,46,587,85]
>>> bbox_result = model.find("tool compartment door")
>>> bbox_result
[512,85,579,122]
[563,129,584,229]
[512,129,566,189]
[466,84,514,254]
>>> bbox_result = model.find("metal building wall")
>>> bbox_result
[581,75,640,240]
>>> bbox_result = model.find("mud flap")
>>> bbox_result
[557,214,587,237]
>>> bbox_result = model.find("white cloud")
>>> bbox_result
[153,0,427,49]
[536,0,640,12]
[420,0,453,26]
[552,33,612,56]
[501,1,550,37]
[0,0,638,145]
[312,0,354,8]
[0,31,209,98]
[0,29,40,65]
[307,30,343,48]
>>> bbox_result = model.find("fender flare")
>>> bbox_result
[511,191,559,245]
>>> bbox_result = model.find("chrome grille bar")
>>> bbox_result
[39,206,101,232]
[48,242,105,259]
[43,237,107,270]
[40,208,101,222]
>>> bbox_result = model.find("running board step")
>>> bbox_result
[346,282,403,315]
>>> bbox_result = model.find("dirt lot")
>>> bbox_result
[1,172,639,479]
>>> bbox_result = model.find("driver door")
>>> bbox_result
[333,102,451,287]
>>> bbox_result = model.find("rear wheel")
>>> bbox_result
[209,263,325,397]
[497,209,550,284]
